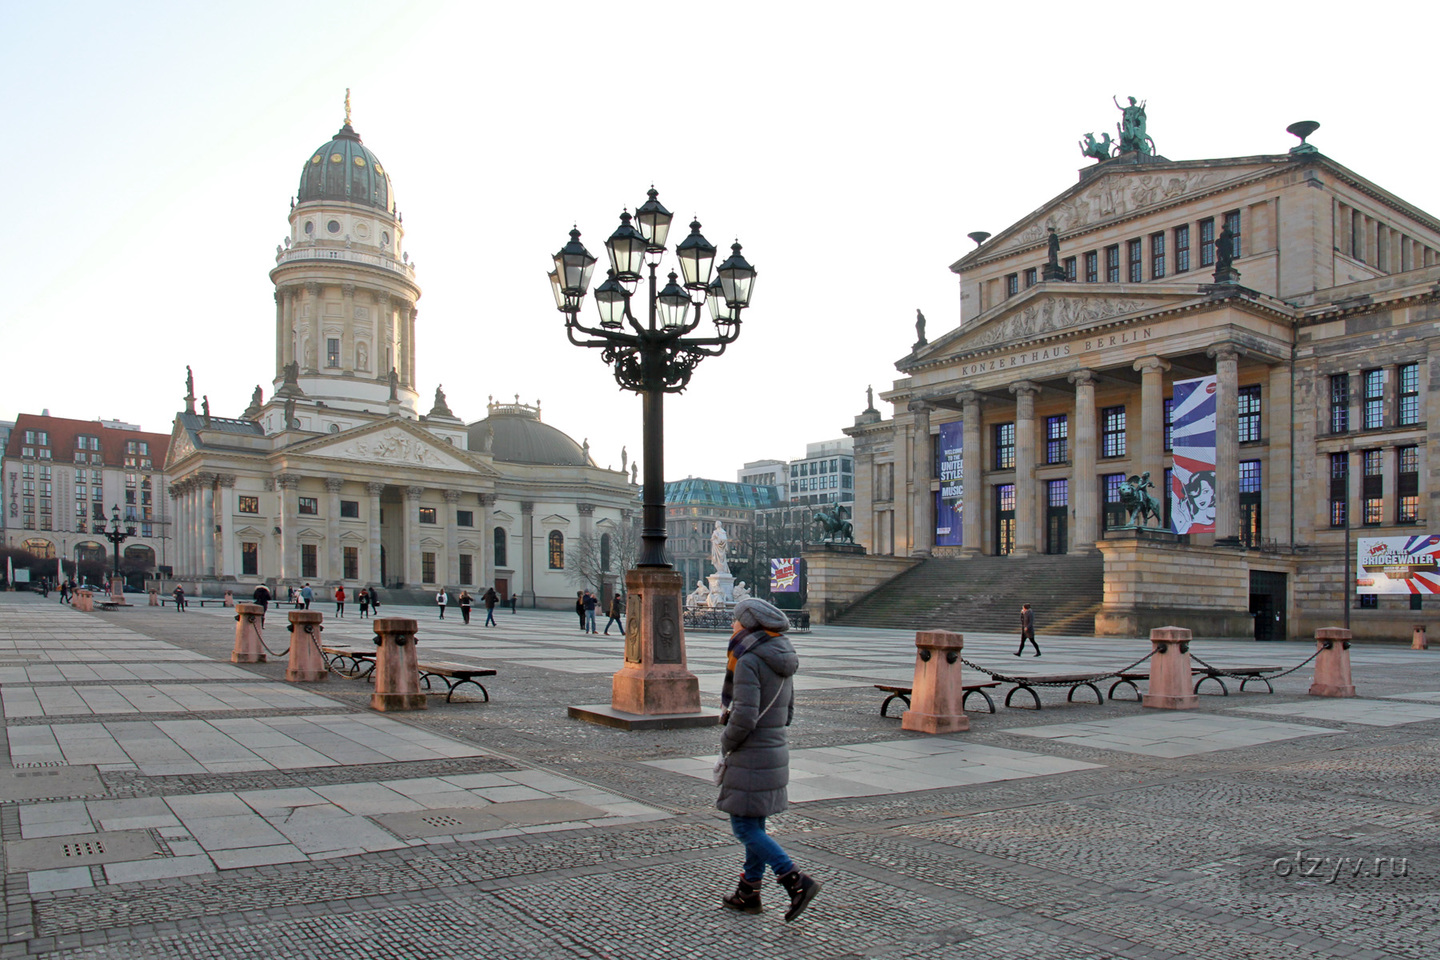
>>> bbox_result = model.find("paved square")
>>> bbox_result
[1229,698,1440,726]
[1005,713,1338,757]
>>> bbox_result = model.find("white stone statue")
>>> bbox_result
[710,521,730,575]
[685,579,710,609]
[733,581,751,601]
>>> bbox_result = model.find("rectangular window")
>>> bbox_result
[1238,385,1262,443]
[301,543,317,579]
[238,495,259,514]
[1363,369,1384,429]
[422,551,436,583]
[126,440,137,455]
[1200,218,1216,266]
[1150,232,1165,279]
[36,432,48,446]
[1127,238,1143,282]
[298,497,318,515]
[1103,472,1127,530]
[1102,406,1127,458]
[1105,245,1120,282]
[459,553,473,585]
[1174,224,1190,273]
[1045,415,1068,464]
[1360,593,1378,609]
[456,509,474,527]
[1023,267,1037,288]
[1048,478,1068,507]
[340,499,360,518]
[1005,273,1019,298]
[1330,374,1350,434]
[242,542,258,576]
[1239,460,1262,494]
[994,423,1016,470]
[343,546,359,580]
[326,338,340,368]
[1063,256,1076,281]
[1399,362,1420,425]
[1399,444,1419,523]
[1224,210,1242,258]
[1363,498,1384,525]
[1084,251,1098,283]
[1163,397,1175,451]
[419,507,437,524]
[1362,449,1383,525]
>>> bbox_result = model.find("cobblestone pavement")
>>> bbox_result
[0,593,1434,958]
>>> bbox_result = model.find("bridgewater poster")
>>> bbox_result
[1355,535,1440,594]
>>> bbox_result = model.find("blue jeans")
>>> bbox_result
[586,610,597,632]
[729,815,794,883]
[485,607,496,626]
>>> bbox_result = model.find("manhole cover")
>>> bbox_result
[7,829,162,872]
[0,766,103,802]
[372,807,506,839]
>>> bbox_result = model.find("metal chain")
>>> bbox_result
[1189,648,1322,681]
[960,650,1155,687]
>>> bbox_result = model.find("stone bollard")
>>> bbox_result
[232,603,267,663]
[371,617,426,711]
[286,610,328,682]
[1142,626,1199,710]
[148,590,159,607]
[74,589,94,612]
[1309,627,1356,698]
[901,630,970,733]
[223,591,234,607]
[1414,625,1429,650]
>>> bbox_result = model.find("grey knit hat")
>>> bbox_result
[733,597,790,632]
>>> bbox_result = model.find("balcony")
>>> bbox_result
[274,244,416,279]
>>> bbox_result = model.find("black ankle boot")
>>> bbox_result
[776,870,822,922]
[721,876,763,914]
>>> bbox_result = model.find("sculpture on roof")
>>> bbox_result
[631,463,638,484]
[201,396,211,426]
[582,438,590,462]
[621,446,628,472]
[1215,224,1238,281]
[914,309,927,348]
[1079,131,1114,161]
[866,385,875,411]
[242,386,263,420]
[387,367,399,402]
[185,366,194,399]
[1113,96,1154,156]
[428,384,454,419]
[283,397,296,428]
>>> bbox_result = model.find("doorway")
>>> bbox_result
[994,484,1015,556]
[1249,570,1287,641]
[1046,479,1068,554]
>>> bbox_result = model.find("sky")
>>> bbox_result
[3,2,1438,480]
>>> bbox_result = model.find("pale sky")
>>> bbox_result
[4,2,1437,480]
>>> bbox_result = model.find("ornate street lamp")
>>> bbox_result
[102,505,135,590]
[552,189,755,725]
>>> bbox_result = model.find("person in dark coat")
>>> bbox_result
[1016,602,1040,657]
[358,587,370,619]
[717,598,822,922]
[483,587,499,627]
[574,592,586,631]
[603,592,624,635]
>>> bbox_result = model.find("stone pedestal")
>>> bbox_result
[285,610,328,682]
[74,589,94,612]
[371,617,426,711]
[108,576,123,600]
[1309,627,1356,698]
[148,590,159,607]
[1413,625,1429,650]
[223,591,235,607]
[901,630,970,734]
[1142,626,1199,710]
[231,604,267,663]
[571,568,718,730]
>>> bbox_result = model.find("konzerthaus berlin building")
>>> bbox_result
[846,121,1440,639]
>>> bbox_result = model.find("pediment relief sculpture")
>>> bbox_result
[309,426,470,471]
[934,295,1162,359]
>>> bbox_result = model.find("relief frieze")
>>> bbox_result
[973,296,1153,346]
[1003,169,1231,251]
[958,327,1154,377]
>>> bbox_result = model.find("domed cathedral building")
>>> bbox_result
[844,109,1440,640]
[163,99,637,606]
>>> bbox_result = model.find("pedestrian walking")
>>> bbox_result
[59,580,70,604]
[436,589,448,619]
[358,587,370,619]
[575,592,586,631]
[1015,602,1041,657]
[301,583,313,609]
[459,590,472,625]
[334,585,346,617]
[583,590,599,633]
[370,589,381,615]
[603,592,624,635]
[717,597,822,922]
[172,585,187,612]
[483,587,499,626]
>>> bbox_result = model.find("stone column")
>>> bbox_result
[444,489,461,587]
[216,474,235,577]
[478,493,497,588]
[908,400,934,557]
[408,306,418,386]
[1069,370,1099,550]
[398,302,413,388]
[1134,356,1169,483]
[177,482,191,578]
[305,282,322,373]
[521,500,536,605]
[1011,381,1038,556]
[959,391,982,556]
[281,288,296,370]
[1267,363,1292,546]
[340,283,356,375]
[325,478,343,581]
[274,291,284,377]
[168,487,183,577]
[199,473,216,578]
[1209,344,1241,542]
[366,482,384,584]
[278,474,300,581]
[405,485,424,586]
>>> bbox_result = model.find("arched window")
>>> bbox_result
[600,533,611,572]
[548,531,564,569]
[22,538,55,559]
[493,527,507,568]
[75,542,105,564]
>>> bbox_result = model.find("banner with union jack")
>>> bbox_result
[1169,375,1217,534]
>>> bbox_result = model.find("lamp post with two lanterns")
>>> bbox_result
[550,188,755,723]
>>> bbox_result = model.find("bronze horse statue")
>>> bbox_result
[1118,472,1164,528]
[812,504,854,543]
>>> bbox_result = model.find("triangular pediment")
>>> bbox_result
[492,510,515,523]
[289,418,490,475]
[540,514,570,526]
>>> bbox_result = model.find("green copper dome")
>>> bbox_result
[297,124,393,212]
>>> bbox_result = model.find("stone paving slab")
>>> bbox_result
[1006,713,1338,757]
[1228,698,1440,726]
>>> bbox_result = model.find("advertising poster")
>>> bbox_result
[1355,535,1440,594]
[770,557,802,594]
[935,420,964,546]
[1169,375,1217,534]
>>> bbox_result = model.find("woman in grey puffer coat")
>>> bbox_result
[717,598,822,922]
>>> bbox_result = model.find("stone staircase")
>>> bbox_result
[829,554,1105,636]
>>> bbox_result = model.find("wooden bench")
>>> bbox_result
[418,661,497,703]
[96,599,122,612]
[875,682,1001,717]
[321,645,364,673]
[196,599,231,608]
[1107,671,1150,702]
[1001,673,1113,710]
[1193,665,1281,695]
